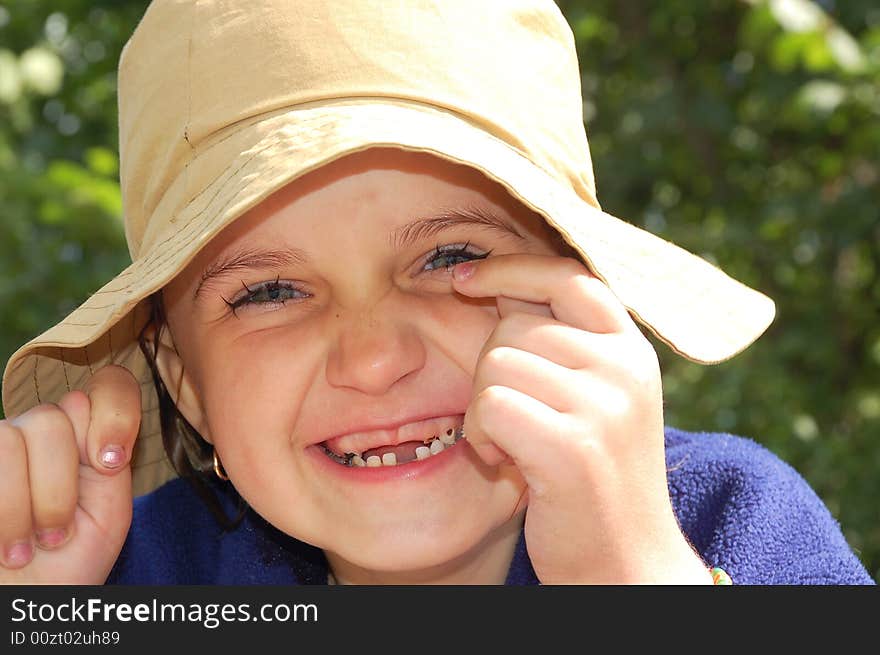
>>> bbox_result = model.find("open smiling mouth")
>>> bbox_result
[320,425,467,468]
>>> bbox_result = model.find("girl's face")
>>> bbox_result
[160,147,570,580]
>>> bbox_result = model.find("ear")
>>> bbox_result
[149,323,213,443]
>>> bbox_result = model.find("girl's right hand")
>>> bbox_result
[0,365,142,584]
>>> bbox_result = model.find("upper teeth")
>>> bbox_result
[323,427,466,467]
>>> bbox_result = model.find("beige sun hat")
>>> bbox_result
[2,0,775,497]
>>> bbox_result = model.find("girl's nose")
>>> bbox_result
[325,316,426,396]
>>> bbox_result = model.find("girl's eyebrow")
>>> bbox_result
[193,206,524,300]
[388,205,524,250]
[195,247,303,299]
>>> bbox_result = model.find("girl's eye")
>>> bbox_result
[422,242,491,273]
[222,243,491,316]
[223,278,306,316]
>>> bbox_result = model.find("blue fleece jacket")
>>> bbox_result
[106,427,875,585]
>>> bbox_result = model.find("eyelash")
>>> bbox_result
[222,242,492,317]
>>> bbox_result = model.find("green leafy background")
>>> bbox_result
[1,0,877,579]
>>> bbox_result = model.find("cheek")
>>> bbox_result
[196,332,311,448]
[417,288,499,367]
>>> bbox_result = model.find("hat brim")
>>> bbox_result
[2,98,775,496]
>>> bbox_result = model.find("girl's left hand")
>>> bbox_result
[451,253,713,584]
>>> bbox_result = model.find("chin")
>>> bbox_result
[318,497,524,581]
[328,522,490,576]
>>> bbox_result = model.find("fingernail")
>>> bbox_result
[99,444,125,469]
[36,528,67,549]
[5,541,33,567]
[453,261,476,281]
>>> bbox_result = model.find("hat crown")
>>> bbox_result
[117,0,597,258]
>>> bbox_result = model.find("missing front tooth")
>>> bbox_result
[322,426,467,468]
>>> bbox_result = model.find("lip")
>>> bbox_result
[307,434,470,484]
[308,411,466,452]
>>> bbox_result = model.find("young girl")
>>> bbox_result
[0,0,873,585]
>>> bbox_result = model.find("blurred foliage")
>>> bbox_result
[0,1,142,361]
[0,1,877,578]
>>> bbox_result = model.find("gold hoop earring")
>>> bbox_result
[212,448,229,480]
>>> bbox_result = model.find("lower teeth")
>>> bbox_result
[321,426,466,467]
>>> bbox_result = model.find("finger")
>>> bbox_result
[81,365,143,474]
[453,253,634,335]
[473,345,583,414]
[10,404,79,551]
[0,421,35,568]
[464,384,573,495]
[495,296,554,320]
[483,312,660,387]
[57,386,134,560]
[475,311,623,371]
[56,389,92,467]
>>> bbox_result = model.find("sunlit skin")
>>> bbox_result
[152,147,713,585]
